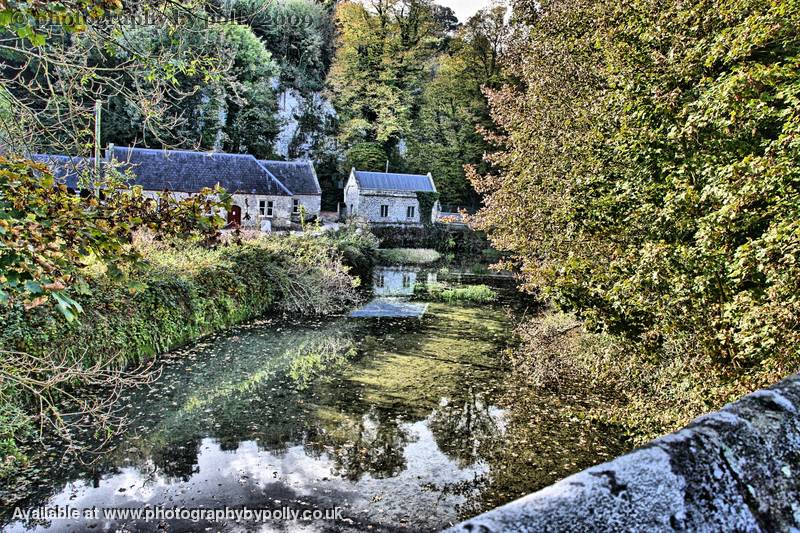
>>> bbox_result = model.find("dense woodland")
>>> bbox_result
[1,0,799,481]
[0,0,507,208]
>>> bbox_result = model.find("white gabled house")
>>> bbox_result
[343,168,439,226]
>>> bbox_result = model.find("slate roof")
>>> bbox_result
[260,160,321,196]
[108,147,291,196]
[30,154,96,189]
[353,170,436,193]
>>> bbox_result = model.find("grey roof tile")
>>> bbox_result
[260,160,321,196]
[30,154,95,189]
[108,147,291,196]
[354,170,436,192]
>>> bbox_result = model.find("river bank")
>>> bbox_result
[2,273,629,532]
[506,310,793,445]
[0,227,380,481]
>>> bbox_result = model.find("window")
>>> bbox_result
[380,205,389,218]
[376,274,385,288]
[402,273,411,289]
[293,199,300,214]
[407,205,416,219]
[259,200,274,218]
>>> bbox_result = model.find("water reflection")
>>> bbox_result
[4,281,628,532]
[350,267,434,318]
[373,267,435,297]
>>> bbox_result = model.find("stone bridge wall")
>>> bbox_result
[447,374,800,533]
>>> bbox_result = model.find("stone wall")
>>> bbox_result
[141,190,293,230]
[231,193,292,229]
[357,191,421,225]
[293,194,322,220]
[344,175,360,216]
[447,374,800,533]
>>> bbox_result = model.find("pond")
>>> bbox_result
[3,267,627,532]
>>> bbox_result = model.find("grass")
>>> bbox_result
[378,248,442,265]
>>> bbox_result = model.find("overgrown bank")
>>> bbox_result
[0,228,378,478]
[508,310,769,444]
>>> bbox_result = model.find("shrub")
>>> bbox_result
[378,248,442,265]
[325,220,380,281]
[370,224,491,257]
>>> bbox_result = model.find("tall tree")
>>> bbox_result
[96,21,280,157]
[406,4,509,206]
[227,0,335,93]
[327,0,442,168]
[472,0,800,380]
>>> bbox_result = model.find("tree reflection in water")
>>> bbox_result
[4,295,627,533]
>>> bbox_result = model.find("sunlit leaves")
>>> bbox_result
[473,0,800,378]
[0,157,231,320]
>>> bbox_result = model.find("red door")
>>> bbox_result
[227,205,242,227]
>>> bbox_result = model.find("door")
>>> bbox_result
[227,205,242,227]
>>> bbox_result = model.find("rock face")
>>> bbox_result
[447,374,800,533]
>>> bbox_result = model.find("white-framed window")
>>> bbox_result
[293,199,300,214]
[259,200,274,218]
[380,205,389,218]
[402,273,411,288]
[407,205,416,218]
[376,274,385,288]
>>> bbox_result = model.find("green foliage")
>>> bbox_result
[98,20,280,157]
[228,0,334,92]
[406,7,509,206]
[378,248,441,265]
[0,156,230,320]
[475,0,800,394]
[328,1,431,147]
[345,142,388,172]
[216,22,282,158]
[416,282,497,304]
[415,191,440,225]
[0,0,122,41]
[0,233,365,361]
[325,220,381,281]
[370,224,491,258]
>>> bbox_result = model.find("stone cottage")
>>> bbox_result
[259,160,322,221]
[33,148,323,231]
[343,169,439,226]
[108,147,295,230]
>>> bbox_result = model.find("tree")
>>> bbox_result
[327,1,441,157]
[216,22,281,158]
[406,4,509,206]
[345,142,388,172]
[0,1,228,155]
[228,0,335,93]
[471,0,800,379]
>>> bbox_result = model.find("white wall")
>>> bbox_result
[359,192,421,225]
[293,194,322,220]
[140,190,293,230]
[344,172,360,217]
